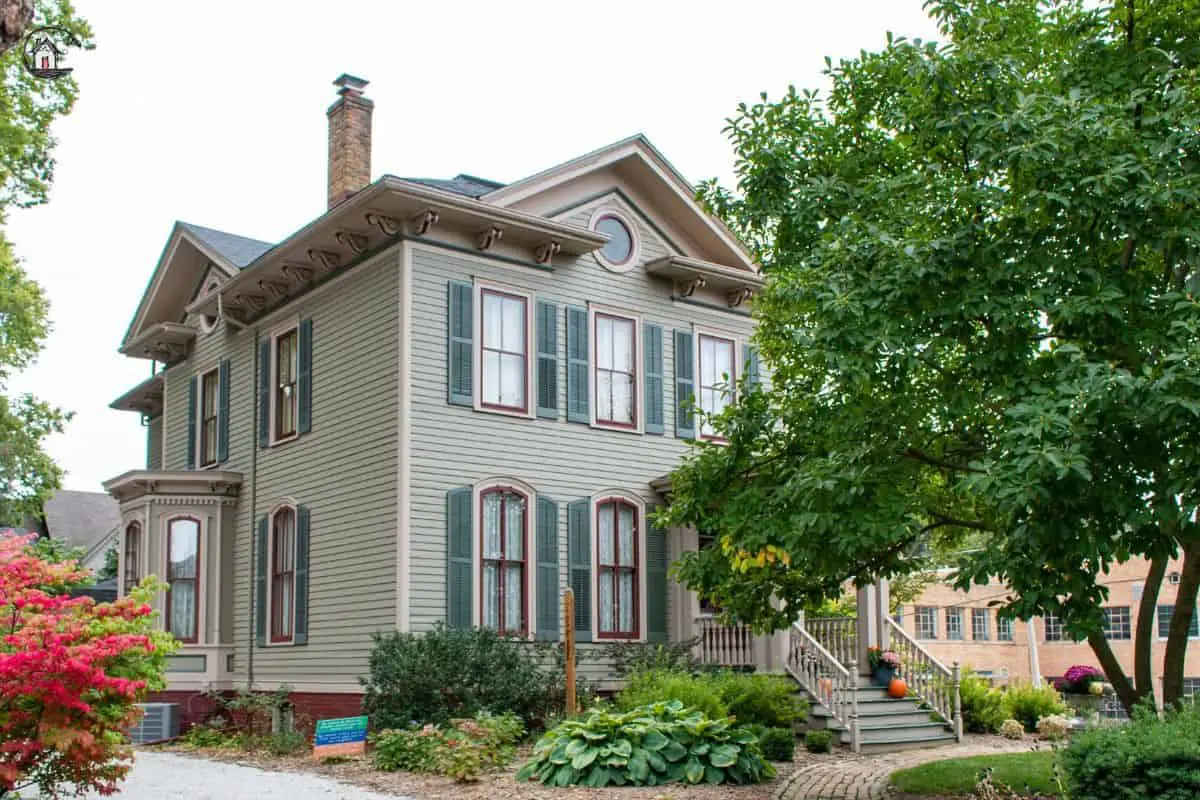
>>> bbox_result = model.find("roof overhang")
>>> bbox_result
[118,322,196,361]
[188,176,608,323]
[103,469,243,504]
[646,255,764,308]
[110,373,165,415]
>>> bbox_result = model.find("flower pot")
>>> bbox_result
[873,666,895,687]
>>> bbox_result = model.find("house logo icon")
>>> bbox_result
[22,26,80,80]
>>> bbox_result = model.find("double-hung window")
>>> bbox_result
[946,607,964,640]
[697,334,736,438]
[915,606,937,639]
[199,369,219,467]
[597,499,638,638]
[1044,612,1064,642]
[123,521,142,594]
[594,313,637,427]
[481,488,527,634]
[1102,606,1131,640]
[480,289,528,413]
[972,608,990,641]
[166,517,200,643]
[997,616,1014,641]
[1157,605,1200,639]
[270,508,297,643]
[275,329,299,440]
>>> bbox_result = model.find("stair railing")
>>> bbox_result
[804,616,857,667]
[787,620,860,752]
[884,616,963,740]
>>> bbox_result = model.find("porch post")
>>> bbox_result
[856,584,877,675]
[876,578,890,650]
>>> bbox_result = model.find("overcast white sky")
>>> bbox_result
[7,0,940,492]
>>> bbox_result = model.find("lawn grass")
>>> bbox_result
[889,751,1057,796]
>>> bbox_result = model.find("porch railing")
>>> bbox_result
[805,616,857,668]
[693,617,756,669]
[884,616,963,740]
[786,621,860,752]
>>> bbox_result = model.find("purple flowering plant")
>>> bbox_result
[1056,664,1104,694]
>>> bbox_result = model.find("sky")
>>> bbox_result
[7,0,941,493]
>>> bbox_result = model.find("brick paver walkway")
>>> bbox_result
[776,736,1038,800]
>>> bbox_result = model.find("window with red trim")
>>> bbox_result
[480,289,528,412]
[123,521,142,594]
[597,499,638,638]
[270,507,297,642]
[480,488,527,634]
[595,313,636,426]
[698,334,736,439]
[166,517,200,643]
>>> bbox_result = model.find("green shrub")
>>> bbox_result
[362,625,564,727]
[710,671,807,728]
[1060,703,1200,800]
[515,700,775,787]
[615,670,730,721]
[804,729,833,753]
[755,727,796,761]
[958,669,1007,733]
[180,720,242,749]
[603,639,701,677]
[373,711,524,782]
[254,730,308,756]
[1002,682,1070,732]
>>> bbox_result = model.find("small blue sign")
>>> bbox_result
[313,715,369,747]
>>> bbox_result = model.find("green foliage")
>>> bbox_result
[1061,702,1200,800]
[890,752,1057,796]
[615,670,729,722]
[179,719,243,750]
[246,731,308,756]
[373,712,524,782]
[664,0,1200,714]
[515,701,774,787]
[999,719,1025,740]
[959,669,1007,734]
[803,729,833,754]
[362,626,576,728]
[754,726,795,762]
[98,544,118,581]
[1002,682,1070,733]
[602,639,701,678]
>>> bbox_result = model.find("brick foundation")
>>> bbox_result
[145,690,364,737]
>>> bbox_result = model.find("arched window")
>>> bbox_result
[166,517,200,643]
[480,487,528,634]
[270,506,297,643]
[596,498,639,638]
[123,521,142,594]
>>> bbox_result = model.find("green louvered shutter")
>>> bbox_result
[298,318,313,434]
[644,323,664,434]
[294,505,310,645]
[646,507,669,643]
[743,344,760,390]
[216,359,230,463]
[447,281,474,406]
[186,376,198,469]
[258,340,270,448]
[536,300,559,419]
[535,496,560,641]
[674,330,694,439]
[567,499,592,642]
[255,515,268,647]
[565,306,589,423]
[446,487,473,628]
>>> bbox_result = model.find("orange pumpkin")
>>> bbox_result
[888,677,908,698]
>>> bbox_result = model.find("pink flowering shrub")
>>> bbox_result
[867,646,901,670]
[0,534,176,797]
[1056,665,1105,695]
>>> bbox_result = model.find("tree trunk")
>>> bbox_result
[1135,554,1168,698]
[0,0,33,54]
[1162,542,1200,707]
[1087,630,1139,715]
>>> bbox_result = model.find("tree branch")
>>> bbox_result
[925,512,993,533]
[898,447,986,474]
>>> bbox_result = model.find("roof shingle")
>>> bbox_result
[179,222,274,269]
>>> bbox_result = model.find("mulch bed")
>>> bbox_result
[153,743,797,800]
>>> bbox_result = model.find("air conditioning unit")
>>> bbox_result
[130,703,180,744]
[1169,572,1182,586]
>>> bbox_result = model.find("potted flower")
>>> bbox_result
[867,646,901,686]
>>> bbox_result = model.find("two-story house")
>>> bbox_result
[105,75,778,725]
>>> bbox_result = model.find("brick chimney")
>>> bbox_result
[327,74,373,209]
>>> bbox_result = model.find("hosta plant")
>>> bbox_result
[515,700,774,787]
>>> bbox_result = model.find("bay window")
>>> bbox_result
[123,521,142,594]
[166,517,200,643]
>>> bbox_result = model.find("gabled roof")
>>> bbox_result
[402,174,506,199]
[42,490,120,553]
[178,222,274,269]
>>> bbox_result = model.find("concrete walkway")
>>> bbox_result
[776,736,1038,800]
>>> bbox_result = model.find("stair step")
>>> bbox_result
[809,700,924,718]
[857,721,949,734]
[842,723,953,746]
[855,733,959,754]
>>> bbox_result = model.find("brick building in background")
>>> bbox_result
[893,556,1200,706]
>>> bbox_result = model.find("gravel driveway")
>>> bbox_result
[79,751,414,799]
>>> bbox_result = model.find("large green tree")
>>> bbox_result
[664,0,1200,714]
[0,0,91,524]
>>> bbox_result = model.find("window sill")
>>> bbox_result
[591,420,642,435]
[474,403,534,420]
[269,433,300,448]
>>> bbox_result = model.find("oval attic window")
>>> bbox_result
[594,214,635,267]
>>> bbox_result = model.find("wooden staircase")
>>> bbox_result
[785,616,962,753]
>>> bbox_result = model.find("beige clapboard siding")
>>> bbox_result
[407,235,754,634]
